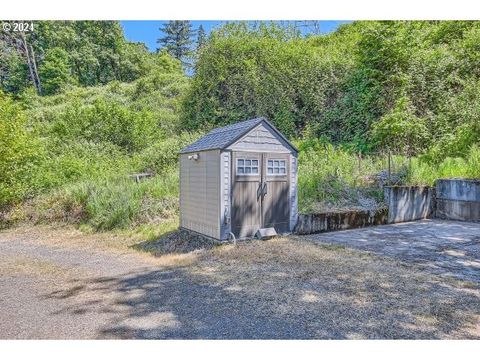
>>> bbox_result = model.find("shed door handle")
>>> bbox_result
[262,182,268,197]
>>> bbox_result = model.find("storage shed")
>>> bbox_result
[179,117,298,240]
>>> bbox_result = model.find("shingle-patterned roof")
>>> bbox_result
[179,118,265,154]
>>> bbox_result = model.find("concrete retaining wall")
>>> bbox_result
[384,186,434,224]
[435,179,480,222]
[294,208,388,235]
[295,179,480,236]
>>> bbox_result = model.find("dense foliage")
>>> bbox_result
[0,27,198,232]
[185,21,480,158]
[0,21,166,95]
[0,92,44,207]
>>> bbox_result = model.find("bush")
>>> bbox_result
[133,131,203,174]
[0,92,44,208]
[32,140,132,193]
[45,98,159,152]
[183,22,358,138]
[371,95,429,155]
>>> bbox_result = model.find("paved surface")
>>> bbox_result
[306,219,480,283]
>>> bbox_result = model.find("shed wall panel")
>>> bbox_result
[180,150,221,239]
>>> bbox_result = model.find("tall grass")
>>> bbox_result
[23,169,179,231]
[408,144,480,185]
[296,139,385,212]
[296,140,480,212]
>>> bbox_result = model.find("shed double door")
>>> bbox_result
[231,152,290,239]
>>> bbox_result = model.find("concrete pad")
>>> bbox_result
[304,219,480,283]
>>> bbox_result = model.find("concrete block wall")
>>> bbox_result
[435,179,480,222]
[384,180,480,224]
[384,186,435,224]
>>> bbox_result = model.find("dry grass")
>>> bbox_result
[0,224,205,268]
[184,237,480,339]
[0,255,73,278]
[0,224,149,253]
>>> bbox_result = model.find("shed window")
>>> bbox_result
[267,159,287,175]
[237,158,259,175]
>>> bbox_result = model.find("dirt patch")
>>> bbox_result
[135,229,220,255]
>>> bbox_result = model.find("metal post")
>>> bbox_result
[356,152,361,187]
[388,151,392,186]
[408,156,412,182]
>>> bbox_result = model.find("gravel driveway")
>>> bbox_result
[1,225,479,339]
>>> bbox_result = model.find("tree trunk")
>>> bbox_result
[29,44,42,94]
[19,32,41,94]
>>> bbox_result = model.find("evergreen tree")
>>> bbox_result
[157,21,194,68]
[197,24,207,50]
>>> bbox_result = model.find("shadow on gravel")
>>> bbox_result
[43,264,480,339]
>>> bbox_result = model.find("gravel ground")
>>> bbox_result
[0,225,479,339]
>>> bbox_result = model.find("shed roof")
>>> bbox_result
[179,117,297,154]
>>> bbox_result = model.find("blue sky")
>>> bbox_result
[120,21,351,51]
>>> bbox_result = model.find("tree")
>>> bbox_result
[39,47,71,95]
[0,28,42,94]
[197,24,207,50]
[0,41,29,94]
[157,21,194,68]
[295,21,322,35]
[1,21,148,94]
[182,21,354,137]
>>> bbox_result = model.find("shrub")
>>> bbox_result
[133,131,203,174]
[0,92,44,208]
[46,98,159,152]
[371,95,429,155]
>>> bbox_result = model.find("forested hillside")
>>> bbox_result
[186,21,480,159]
[1,20,480,234]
